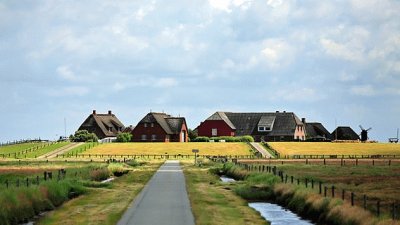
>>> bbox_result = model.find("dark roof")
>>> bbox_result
[79,111,125,138]
[206,111,303,136]
[138,112,186,134]
[331,126,360,140]
[305,122,332,140]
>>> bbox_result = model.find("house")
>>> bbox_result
[197,111,306,141]
[303,118,332,141]
[331,126,360,141]
[131,112,188,142]
[78,110,125,140]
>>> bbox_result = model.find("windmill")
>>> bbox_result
[359,125,372,142]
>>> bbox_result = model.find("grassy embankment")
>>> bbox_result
[218,163,400,225]
[81,142,254,156]
[37,161,162,225]
[0,142,46,155]
[182,161,268,225]
[0,160,152,225]
[268,142,400,157]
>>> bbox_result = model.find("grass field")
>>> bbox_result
[22,142,71,158]
[183,162,268,225]
[38,161,161,225]
[0,142,44,155]
[83,143,253,156]
[268,142,400,156]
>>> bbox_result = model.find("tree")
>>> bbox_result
[188,129,198,142]
[116,132,132,142]
[71,130,98,142]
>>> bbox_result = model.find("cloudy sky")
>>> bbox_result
[1,0,399,142]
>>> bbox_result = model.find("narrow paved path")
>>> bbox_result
[250,142,274,158]
[38,142,83,159]
[117,160,195,225]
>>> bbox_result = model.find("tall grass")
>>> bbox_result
[215,163,399,225]
[0,180,86,225]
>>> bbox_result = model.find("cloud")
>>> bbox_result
[320,38,363,62]
[47,86,90,97]
[154,78,178,88]
[261,39,294,69]
[56,65,78,81]
[350,85,377,96]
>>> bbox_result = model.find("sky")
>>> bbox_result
[0,0,399,142]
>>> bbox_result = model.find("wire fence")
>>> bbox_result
[234,162,399,220]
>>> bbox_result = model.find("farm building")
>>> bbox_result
[303,118,332,141]
[197,111,306,142]
[77,110,125,140]
[331,126,360,141]
[131,112,188,142]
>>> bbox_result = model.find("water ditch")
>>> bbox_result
[220,176,315,225]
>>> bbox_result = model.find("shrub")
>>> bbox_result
[193,136,210,142]
[71,130,98,142]
[126,160,141,167]
[89,168,110,181]
[234,184,274,200]
[116,132,132,142]
[108,163,129,177]
[238,135,254,142]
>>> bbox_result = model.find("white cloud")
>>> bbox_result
[275,87,322,102]
[339,72,358,82]
[267,0,283,8]
[208,0,232,12]
[56,65,78,81]
[261,39,294,69]
[47,86,90,97]
[350,85,377,96]
[155,78,178,88]
[320,38,363,62]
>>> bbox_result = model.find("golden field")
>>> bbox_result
[268,142,400,156]
[83,142,253,156]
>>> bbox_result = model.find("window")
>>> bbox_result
[258,126,271,132]
[141,135,147,140]
[211,128,217,136]
[151,123,154,127]
[151,134,156,140]
[144,123,147,128]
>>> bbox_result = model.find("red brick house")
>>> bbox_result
[131,112,188,142]
[197,111,305,142]
[78,110,125,140]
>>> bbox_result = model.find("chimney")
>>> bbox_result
[283,111,286,113]
[276,111,279,113]
[108,110,112,115]
[93,110,96,115]
[302,118,306,123]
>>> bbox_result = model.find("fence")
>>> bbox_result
[56,153,259,160]
[234,162,399,220]
[0,141,57,159]
[237,158,400,166]
[2,169,67,189]
[0,139,45,147]
[286,154,400,159]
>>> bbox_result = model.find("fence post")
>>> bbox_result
[373,160,375,166]
[297,178,300,185]
[311,180,314,189]
[377,200,380,217]
[291,176,294,184]
[319,181,322,194]
[305,178,308,188]
[332,185,335,198]
[37,176,39,185]
[324,158,326,165]
[342,189,345,200]
[351,192,355,206]
[5,179,8,188]
[392,203,396,220]
[356,158,358,166]
[26,178,29,187]
[363,195,367,209]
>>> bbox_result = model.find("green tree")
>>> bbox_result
[71,130,98,142]
[188,129,198,142]
[116,132,132,142]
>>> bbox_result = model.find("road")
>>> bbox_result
[250,142,274,158]
[37,142,84,159]
[117,160,195,225]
